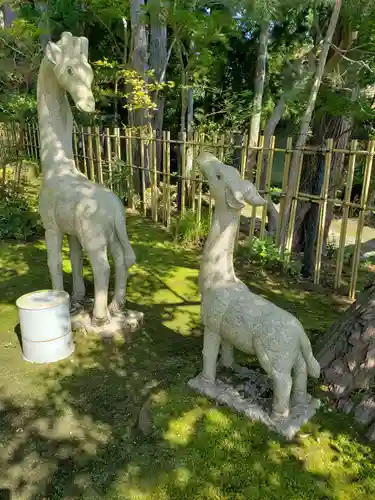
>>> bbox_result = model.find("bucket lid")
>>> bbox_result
[16,289,70,310]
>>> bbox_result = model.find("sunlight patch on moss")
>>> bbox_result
[164,407,204,446]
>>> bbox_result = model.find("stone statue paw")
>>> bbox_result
[91,314,111,328]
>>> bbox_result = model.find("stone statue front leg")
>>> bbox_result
[272,371,292,419]
[45,228,64,290]
[221,340,235,369]
[201,327,221,382]
[68,234,85,309]
[291,351,309,406]
[87,246,110,326]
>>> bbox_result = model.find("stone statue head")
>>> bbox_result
[45,31,95,113]
[196,151,265,210]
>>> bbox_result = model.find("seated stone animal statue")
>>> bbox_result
[196,152,320,420]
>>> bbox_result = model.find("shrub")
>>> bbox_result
[238,236,301,276]
[172,210,210,248]
[0,180,43,241]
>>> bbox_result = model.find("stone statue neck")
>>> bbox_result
[37,58,75,178]
[200,205,239,290]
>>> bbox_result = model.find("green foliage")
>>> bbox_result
[172,210,210,248]
[238,236,301,276]
[0,180,42,241]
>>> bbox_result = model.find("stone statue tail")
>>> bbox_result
[298,329,320,378]
[114,208,136,269]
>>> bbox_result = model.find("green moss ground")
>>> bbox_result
[1,214,375,499]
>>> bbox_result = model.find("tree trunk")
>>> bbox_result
[247,21,268,179]
[35,2,51,50]
[1,3,16,28]
[260,95,286,235]
[149,0,167,133]
[130,0,150,189]
[279,0,342,248]
[317,281,375,439]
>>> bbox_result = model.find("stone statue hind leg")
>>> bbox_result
[291,351,309,406]
[252,336,293,419]
[68,234,86,308]
[108,235,129,315]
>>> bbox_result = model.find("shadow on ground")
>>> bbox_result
[1,214,375,499]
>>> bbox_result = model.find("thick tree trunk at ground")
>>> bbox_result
[247,21,268,178]
[279,0,342,248]
[317,282,375,439]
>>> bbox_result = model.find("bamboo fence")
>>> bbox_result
[2,120,375,300]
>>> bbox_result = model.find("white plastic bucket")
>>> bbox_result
[16,289,75,364]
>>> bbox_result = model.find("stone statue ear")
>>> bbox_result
[225,185,246,210]
[45,42,62,66]
[225,179,265,210]
[80,37,89,59]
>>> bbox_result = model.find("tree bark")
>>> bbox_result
[317,281,375,438]
[260,95,286,235]
[279,0,342,248]
[247,21,268,179]
[149,0,167,133]
[130,0,150,188]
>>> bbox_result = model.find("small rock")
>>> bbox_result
[366,421,375,441]
[354,395,375,425]
[338,398,355,414]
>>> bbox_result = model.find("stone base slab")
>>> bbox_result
[71,300,144,340]
[187,366,320,440]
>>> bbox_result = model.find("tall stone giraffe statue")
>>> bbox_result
[37,31,141,335]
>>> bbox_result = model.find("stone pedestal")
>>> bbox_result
[188,365,320,440]
[71,299,144,340]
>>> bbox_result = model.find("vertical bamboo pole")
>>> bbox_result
[334,140,358,290]
[314,138,333,284]
[86,126,95,181]
[162,131,167,225]
[208,134,218,222]
[140,129,146,215]
[165,131,171,227]
[197,133,204,225]
[191,131,198,212]
[240,135,248,179]
[151,129,158,222]
[126,127,134,210]
[105,127,113,189]
[218,134,225,161]
[73,124,79,167]
[259,136,275,239]
[27,122,34,160]
[80,126,88,177]
[114,126,121,196]
[32,122,39,161]
[235,135,248,247]
[276,137,293,247]
[180,131,186,217]
[24,122,30,159]
[95,126,103,184]
[349,140,375,300]
[283,151,305,263]
[249,135,264,241]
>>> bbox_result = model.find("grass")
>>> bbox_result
[1,213,375,499]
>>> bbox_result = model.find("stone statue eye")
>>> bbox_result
[216,173,222,180]
[67,66,74,76]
